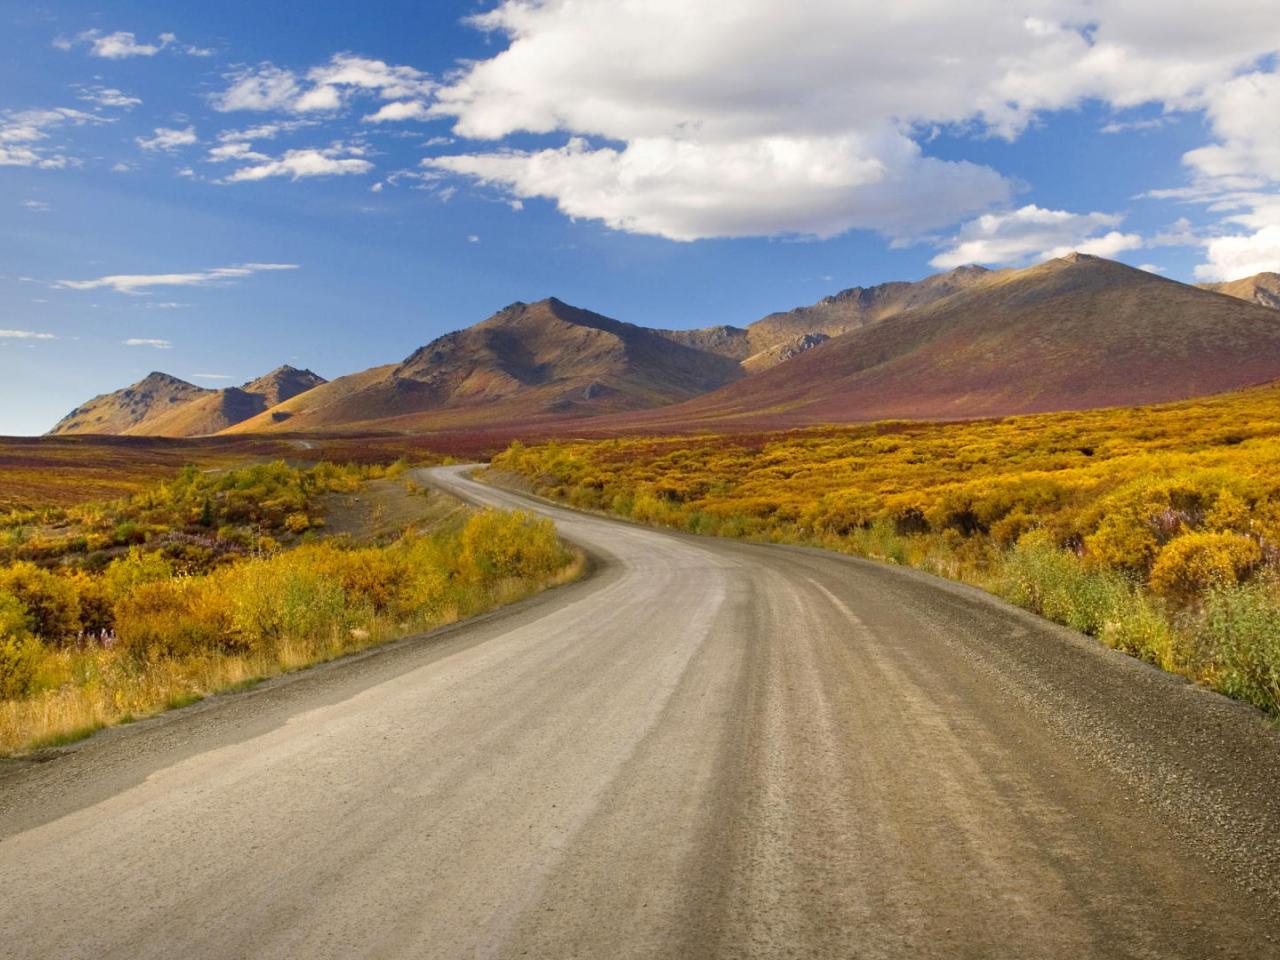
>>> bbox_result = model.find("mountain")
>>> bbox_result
[49,372,213,436]
[1199,272,1280,310]
[128,366,327,437]
[610,254,1280,431]
[655,264,998,372]
[224,298,744,434]
[49,366,325,437]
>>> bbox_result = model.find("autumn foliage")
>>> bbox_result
[493,381,1280,711]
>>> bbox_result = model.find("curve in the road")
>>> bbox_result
[1,464,1278,960]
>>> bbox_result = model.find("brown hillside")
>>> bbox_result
[129,366,326,437]
[49,373,212,436]
[608,254,1280,431]
[225,298,743,434]
[1199,272,1280,310]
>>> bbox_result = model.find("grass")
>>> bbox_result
[491,382,1280,713]
[0,462,584,755]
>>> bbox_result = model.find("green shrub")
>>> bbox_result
[1203,583,1280,712]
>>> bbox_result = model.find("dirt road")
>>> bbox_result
[1,465,1277,959]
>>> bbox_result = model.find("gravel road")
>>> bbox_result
[1,464,1277,959]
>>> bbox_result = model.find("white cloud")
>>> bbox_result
[57,29,207,60]
[136,126,197,152]
[76,86,142,109]
[212,55,434,118]
[0,106,109,168]
[423,0,1280,242]
[0,329,56,340]
[207,141,269,162]
[212,65,302,112]
[1195,225,1280,280]
[1184,72,1280,183]
[22,200,50,212]
[1151,217,1200,246]
[225,144,373,182]
[122,338,172,349]
[191,373,233,380]
[429,134,1009,241]
[1101,116,1170,134]
[57,263,298,294]
[467,234,480,243]
[930,205,1144,268]
[1138,263,1167,274]
[364,100,431,123]
[88,30,168,58]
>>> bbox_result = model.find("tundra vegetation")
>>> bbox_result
[0,460,578,754]
[493,382,1280,713]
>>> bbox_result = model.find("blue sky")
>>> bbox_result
[3,1,1279,435]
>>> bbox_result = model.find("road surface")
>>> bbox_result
[1,465,1278,959]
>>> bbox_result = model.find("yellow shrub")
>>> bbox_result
[1149,532,1262,602]
[0,562,81,644]
[284,512,312,534]
[0,633,43,699]
[459,510,567,580]
[102,547,174,600]
[0,590,31,638]
[115,579,233,661]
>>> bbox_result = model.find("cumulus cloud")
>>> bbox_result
[429,134,1009,241]
[56,263,298,294]
[1195,225,1280,280]
[224,144,373,182]
[122,338,172,348]
[930,205,1144,268]
[136,126,197,152]
[1184,72,1280,183]
[365,101,431,123]
[423,0,1280,242]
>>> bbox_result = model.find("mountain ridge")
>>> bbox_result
[49,365,326,438]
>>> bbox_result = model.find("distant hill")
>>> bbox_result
[1199,272,1280,310]
[656,264,997,371]
[223,298,744,434]
[612,254,1280,431]
[56,258,1280,440]
[50,366,325,437]
[129,366,327,437]
[50,372,213,436]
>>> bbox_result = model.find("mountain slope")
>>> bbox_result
[49,373,213,436]
[225,298,744,434]
[128,366,327,437]
[655,264,998,372]
[613,254,1280,430]
[1199,272,1280,310]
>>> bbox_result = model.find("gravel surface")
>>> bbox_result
[1,464,1277,959]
